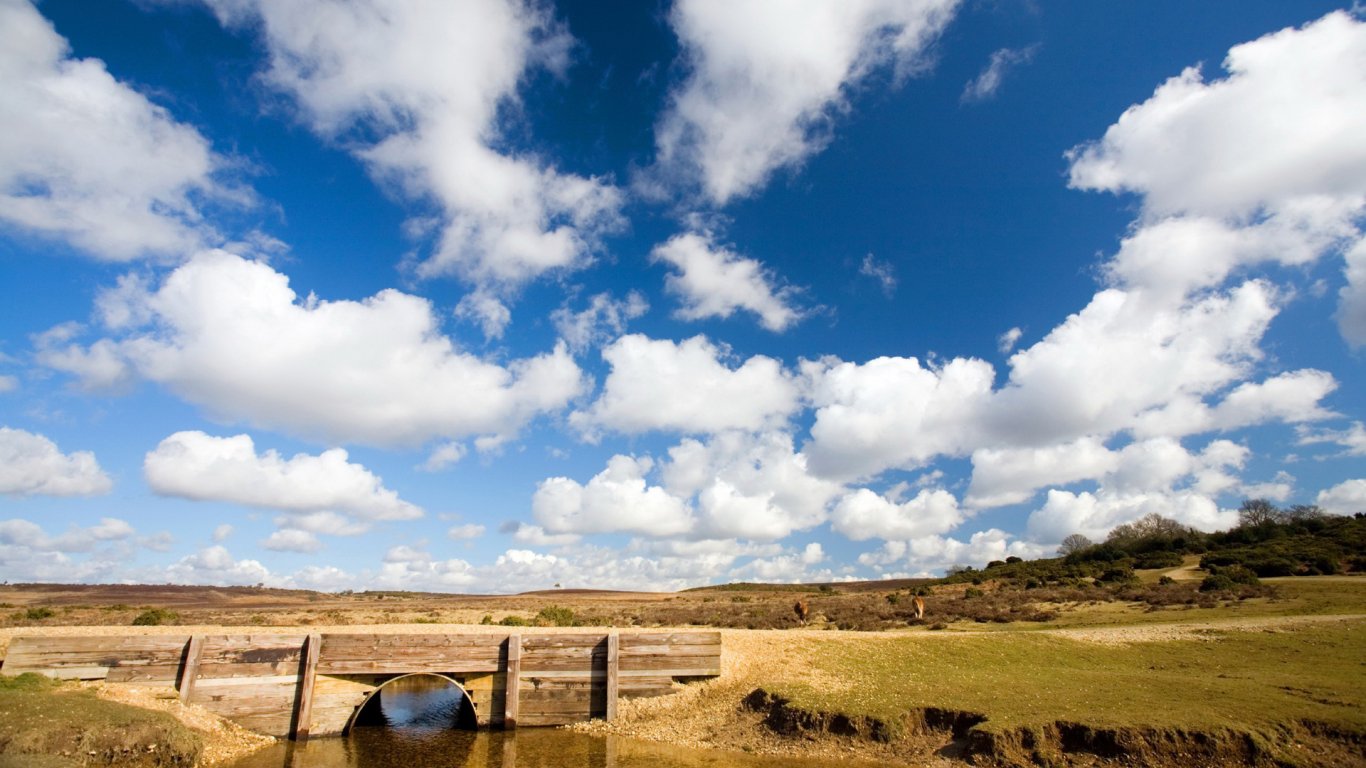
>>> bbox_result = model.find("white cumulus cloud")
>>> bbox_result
[656,0,959,203]
[0,0,241,260]
[0,427,112,497]
[200,0,622,287]
[571,334,799,437]
[1317,478,1366,515]
[43,251,587,446]
[652,232,802,331]
[145,431,423,521]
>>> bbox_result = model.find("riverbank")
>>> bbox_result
[579,616,1366,767]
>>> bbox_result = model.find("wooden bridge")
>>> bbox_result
[2,631,721,739]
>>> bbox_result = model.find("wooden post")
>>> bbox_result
[291,634,321,742]
[503,634,521,729]
[177,635,204,703]
[604,633,619,721]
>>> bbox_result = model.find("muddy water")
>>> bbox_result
[228,678,878,768]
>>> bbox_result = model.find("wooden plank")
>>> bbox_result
[618,631,720,648]
[315,659,499,675]
[605,633,619,722]
[618,655,720,673]
[105,665,182,684]
[619,667,720,678]
[178,636,204,703]
[292,633,321,742]
[503,634,521,729]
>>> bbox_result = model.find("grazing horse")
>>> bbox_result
[793,599,810,625]
[912,595,925,620]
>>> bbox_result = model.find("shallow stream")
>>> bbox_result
[227,677,877,768]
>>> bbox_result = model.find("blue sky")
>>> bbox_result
[2,0,1364,592]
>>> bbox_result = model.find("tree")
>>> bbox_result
[1057,533,1095,556]
[1284,504,1326,521]
[1238,498,1282,527]
[1106,513,1190,546]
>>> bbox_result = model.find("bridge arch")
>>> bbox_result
[343,672,478,734]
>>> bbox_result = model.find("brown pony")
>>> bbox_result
[793,599,810,625]
[912,595,925,620]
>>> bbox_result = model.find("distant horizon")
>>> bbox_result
[1,0,1364,593]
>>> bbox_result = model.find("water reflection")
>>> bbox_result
[232,731,884,768]
[351,675,477,732]
[230,676,880,768]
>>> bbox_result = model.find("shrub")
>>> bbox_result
[24,607,54,621]
[1200,574,1236,592]
[131,608,178,626]
[1097,566,1136,584]
[1245,557,1296,577]
[535,605,576,626]
[480,614,494,625]
[1157,575,1176,586]
[499,615,529,627]
[1134,551,1184,569]
[964,587,985,599]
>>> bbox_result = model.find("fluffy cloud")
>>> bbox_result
[165,545,270,586]
[145,431,422,525]
[1028,489,1239,544]
[804,355,993,480]
[961,45,1037,104]
[0,0,238,260]
[571,334,798,436]
[532,431,840,542]
[858,529,1047,577]
[0,517,156,584]
[966,437,1118,510]
[43,251,586,446]
[1316,478,1366,515]
[447,524,486,540]
[656,0,959,203]
[1068,11,1366,330]
[988,282,1282,446]
[830,487,963,541]
[1068,12,1366,220]
[202,0,621,287]
[533,455,693,537]
[652,232,801,331]
[1022,437,1247,543]
[664,431,842,540]
[261,529,322,553]
[0,517,133,552]
[1297,421,1366,457]
[551,292,649,353]
[0,427,112,496]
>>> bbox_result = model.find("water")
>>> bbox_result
[228,678,877,768]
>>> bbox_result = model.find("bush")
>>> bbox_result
[131,608,178,626]
[499,615,529,627]
[1097,566,1136,584]
[1157,575,1176,586]
[24,607,54,621]
[1200,574,1236,592]
[535,605,576,626]
[1134,551,1184,569]
[964,587,985,599]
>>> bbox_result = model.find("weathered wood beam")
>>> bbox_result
[605,633,619,722]
[291,633,321,742]
[177,635,204,703]
[503,634,521,729]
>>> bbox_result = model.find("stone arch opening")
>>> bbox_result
[344,673,478,734]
